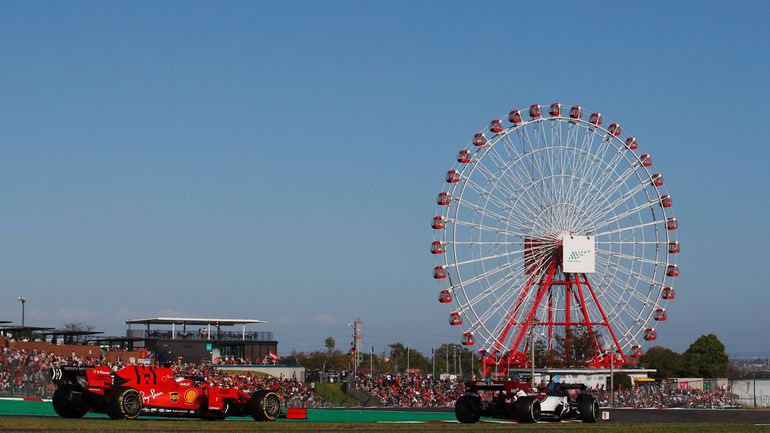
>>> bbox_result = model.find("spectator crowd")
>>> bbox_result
[353,372,465,407]
[0,344,750,409]
[0,345,323,407]
[592,384,740,408]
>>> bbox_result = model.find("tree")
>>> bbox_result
[325,337,336,353]
[322,337,336,371]
[62,322,95,344]
[553,329,597,367]
[682,334,728,378]
[640,346,683,378]
[612,371,633,389]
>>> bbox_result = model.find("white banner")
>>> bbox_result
[563,236,595,273]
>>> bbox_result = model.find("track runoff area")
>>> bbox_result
[1,401,770,433]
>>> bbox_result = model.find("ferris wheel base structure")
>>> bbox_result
[481,242,625,377]
[431,103,680,378]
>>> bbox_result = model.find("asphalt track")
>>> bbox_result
[607,408,770,424]
[343,407,770,424]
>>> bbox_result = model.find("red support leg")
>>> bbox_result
[547,289,554,354]
[507,260,558,364]
[573,274,600,366]
[583,274,627,365]
[564,273,572,365]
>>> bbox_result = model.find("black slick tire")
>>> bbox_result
[454,395,481,423]
[578,396,599,423]
[248,390,281,422]
[52,386,89,418]
[107,387,142,420]
[514,396,541,423]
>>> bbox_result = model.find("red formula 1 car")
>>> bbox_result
[455,379,599,424]
[49,365,281,421]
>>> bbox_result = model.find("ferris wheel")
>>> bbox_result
[431,103,679,375]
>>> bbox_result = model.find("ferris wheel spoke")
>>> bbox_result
[590,271,651,341]
[579,133,624,200]
[461,146,546,227]
[596,240,666,245]
[574,159,643,222]
[594,262,653,312]
[462,178,539,228]
[594,219,662,237]
[583,198,657,234]
[452,258,523,287]
[569,138,631,220]
[522,123,560,207]
[453,199,522,230]
[451,218,529,239]
[462,273,530,317]
[595,255,660,287]
[484,142,552,218]
[580,180,656,231]
[474,148,536,208]
[596,247,666,267]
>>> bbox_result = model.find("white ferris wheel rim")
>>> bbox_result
[433,104,678,357]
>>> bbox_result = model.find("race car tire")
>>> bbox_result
[248,390,281,421]
[454,394,481,423]
[52,386,89,418]
[578,396,599,423]
[514,396,541,423]
[107,387,142,420]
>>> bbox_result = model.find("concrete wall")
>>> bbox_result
[731,379,770,406]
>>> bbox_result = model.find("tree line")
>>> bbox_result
[291,333,735,380]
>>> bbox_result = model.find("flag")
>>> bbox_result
[268,351,279,361]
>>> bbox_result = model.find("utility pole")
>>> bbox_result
[406,346,410,371]
[610,345,615,408]
[530,327,536,387]
[453,345,457,375]
[18,297,26,329]
[459,348,462,376]
[432,348,435,378]
[529,318,540,387]
[370,345,374,379]
[350,319,362,380]
[446,345,449,375]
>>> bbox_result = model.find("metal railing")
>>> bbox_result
[126,330,273,341]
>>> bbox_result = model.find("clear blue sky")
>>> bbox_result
[1,1,768,358]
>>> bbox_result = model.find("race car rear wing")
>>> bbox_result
[49,366,90,385]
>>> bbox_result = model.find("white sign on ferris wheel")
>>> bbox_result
[563,236,596,273]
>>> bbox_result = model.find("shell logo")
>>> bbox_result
[184,389,199,405]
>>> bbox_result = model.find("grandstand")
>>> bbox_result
[125,317,277,364]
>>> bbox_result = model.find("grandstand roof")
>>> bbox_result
[35,329,104,336]
[125,317,266,326]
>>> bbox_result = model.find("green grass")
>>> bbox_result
[0,418,768,433]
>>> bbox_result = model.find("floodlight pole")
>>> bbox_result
[18,297,26,329]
